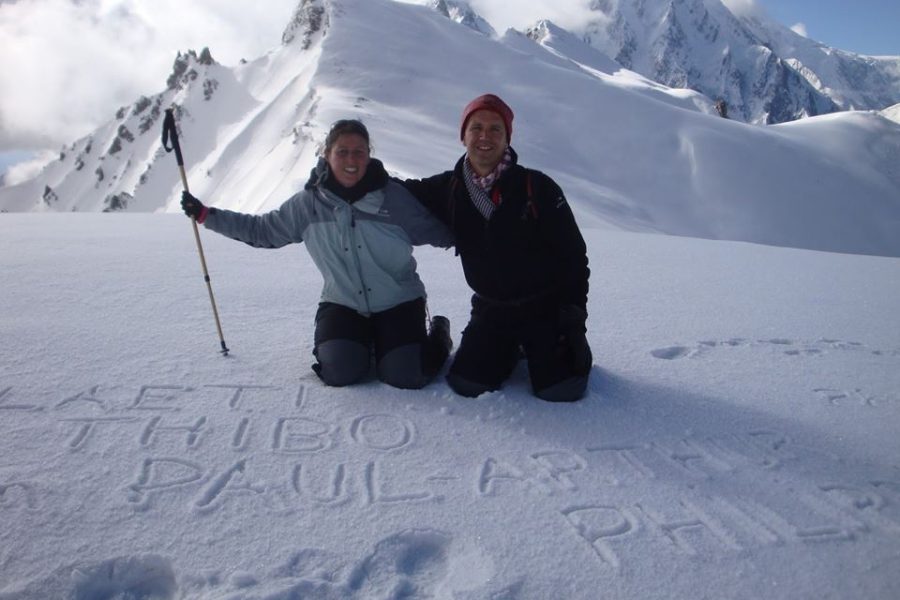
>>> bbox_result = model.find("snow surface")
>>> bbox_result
[884,103,900,125]
[2,213,900,599]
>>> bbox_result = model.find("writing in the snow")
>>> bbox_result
[2,382,899,576]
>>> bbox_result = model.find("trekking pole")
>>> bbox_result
[162,108,230,356]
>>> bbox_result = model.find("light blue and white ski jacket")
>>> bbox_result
[203,159,453,315]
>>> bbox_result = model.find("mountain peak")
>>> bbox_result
[282,0,329,48]
[428,0,495,37]
[166,48,217,91]
[525,19,558,43]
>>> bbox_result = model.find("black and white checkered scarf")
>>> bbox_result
[462,147,513,219]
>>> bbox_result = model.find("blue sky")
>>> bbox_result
[756,0,900,56]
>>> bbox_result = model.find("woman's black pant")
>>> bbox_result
[312,297,446,389]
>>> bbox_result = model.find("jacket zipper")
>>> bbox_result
[348,210,372,313]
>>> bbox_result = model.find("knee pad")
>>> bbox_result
[377,344,427,389]
[534,375,588,402]
[446,372,496,398]
[313,339,370,387]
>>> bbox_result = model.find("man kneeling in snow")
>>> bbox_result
[400,94,592,402]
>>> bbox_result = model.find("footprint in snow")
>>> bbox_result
[651,346,692,360]
[347,529,452,598]
[0,555,176,600]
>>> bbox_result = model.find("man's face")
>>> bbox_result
[462,109,508,176]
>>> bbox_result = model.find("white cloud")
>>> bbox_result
[0,0,295,152]
[394,0,596,36]
[2,150,56,185]
[719,0,766,19]
[467,0,595,33]
[790,22,808,38]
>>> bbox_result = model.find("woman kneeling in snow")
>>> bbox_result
[181,119,453,389]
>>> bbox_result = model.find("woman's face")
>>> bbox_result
[325,133,370,188]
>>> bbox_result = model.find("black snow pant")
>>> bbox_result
[312,298,448,389]
[447,294,592,402]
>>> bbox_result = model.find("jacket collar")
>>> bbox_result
[305,157,389,202]
[454,146,519,181]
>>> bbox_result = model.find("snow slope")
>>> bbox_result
[884,102,900,125]
[2,0,899,259]
[2,214,899,599]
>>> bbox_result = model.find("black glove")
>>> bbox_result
[181,191,206,220]
[558,304,591,373]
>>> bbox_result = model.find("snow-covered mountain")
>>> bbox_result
[738,8,900,116]
[578,0,900,124]
[2,0,900,259]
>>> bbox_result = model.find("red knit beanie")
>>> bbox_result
[460,94,514,143]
